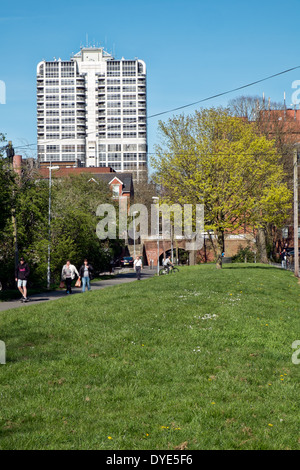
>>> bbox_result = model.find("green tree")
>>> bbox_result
[152,108,292,268]
[0,135,19,286]
[228,95,295,261]
[0,134,15,233]
[49,174,121,283]
[0,167,124,287]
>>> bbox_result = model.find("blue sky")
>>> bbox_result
[1,0,300,169]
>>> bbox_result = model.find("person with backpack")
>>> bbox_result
[15,256,30,302]
[78,259,94,292]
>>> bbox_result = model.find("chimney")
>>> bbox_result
[13,154,22,177]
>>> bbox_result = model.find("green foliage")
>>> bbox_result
[0,138,18,286]
[48,174,119,283]
[0,170,124,287]
[152,108,292,267]
[231,245,255,263]
[0,233,15,287]
[0,158,16,234]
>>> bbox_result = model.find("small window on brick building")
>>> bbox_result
[112,184,120,198]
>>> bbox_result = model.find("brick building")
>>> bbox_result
[38,165,134,201]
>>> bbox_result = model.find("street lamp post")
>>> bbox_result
[152,197,160,274]
[170,222,174,264]
[133,211,138,260]
[47,165,59,289]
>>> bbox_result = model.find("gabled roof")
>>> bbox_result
[93,172,133,194]
[109,176,124,185]
[37,166,133,194]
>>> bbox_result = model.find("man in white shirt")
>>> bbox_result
[163,256,173,273]
[134,256,143,281]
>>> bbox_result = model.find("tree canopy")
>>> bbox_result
[0,168,124,287]
[152,108,292,268]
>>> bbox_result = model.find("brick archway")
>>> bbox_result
[143,239,187,266]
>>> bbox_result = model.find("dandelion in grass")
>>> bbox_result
[201,314,218,320]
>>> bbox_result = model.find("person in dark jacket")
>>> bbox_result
[280,248,290,269]
[15,257,30,302]
[78,259,94,292]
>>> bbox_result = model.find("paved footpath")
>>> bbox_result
[0,268,156,313]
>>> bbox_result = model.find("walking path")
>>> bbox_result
[0,268,156,313]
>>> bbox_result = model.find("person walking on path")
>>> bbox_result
[134,256,143,281]
[79,259,94,293]
[61,260,79,294]
[15,256,30,302]
[280,248,289,269]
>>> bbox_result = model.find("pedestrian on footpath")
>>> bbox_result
[79,259,94,293]
[134,256,143,281]
[61,260,79,294]
[15,256,30,302]
[280,248,289,269]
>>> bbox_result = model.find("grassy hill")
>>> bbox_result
[0,264,299,450]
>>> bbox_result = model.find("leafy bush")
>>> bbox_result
[232,245,255,263]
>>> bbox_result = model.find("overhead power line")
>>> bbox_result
[147,65,300,119]
[12,64,300,152]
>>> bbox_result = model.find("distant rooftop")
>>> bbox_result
[72,46,113,59]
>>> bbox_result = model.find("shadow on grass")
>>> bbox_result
[0,288,48,303]
[223,264,282,271]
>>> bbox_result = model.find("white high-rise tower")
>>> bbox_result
[37,47,147,179]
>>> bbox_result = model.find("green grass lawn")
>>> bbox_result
[0,264,299,450]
